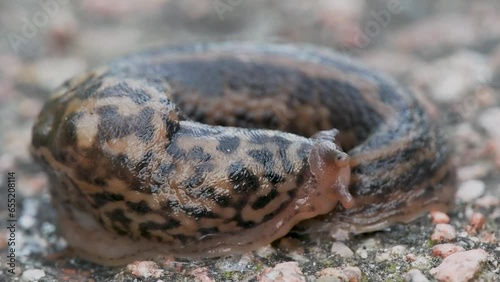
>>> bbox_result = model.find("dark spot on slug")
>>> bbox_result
[112,226,128,236]
[278,147,293,174]
[183,205,218,219]
[227,161,260,193]
[216,136,240,153]
[236,218,257,229]
[59,112,84,147]
[287,188,298,198]
[97,105,132,140]
[97,82,152,104]
[187,146,211,161]
[265,171,285,185]
[96,106,156,142]
[135,107,156,142]
[137,150,154,173]
[251,188,279,210]
[248,148,284,184]
[139,218,181,239]
[249,133,272,144]
[75,77,102,100]
[198,227,219,236]
[126,200,153,215]
[162,114,180,140]
[140,219,181,231]
[214,194,231,207]
[198,186,231,207]
[296,143,311,161]
[172,234,190,244]
[106,208,132,230]
[248,149,274,167]
[195,161,215,174]
[92,192,124,208]
[183,173,205,189]
[160,198,180,213]
[93,177,107,186]
[165,141,185,159]
[159,163,176,176]
[261,197,295,223]
[271,135,292,148]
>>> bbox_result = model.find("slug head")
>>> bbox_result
[309,129,354,209]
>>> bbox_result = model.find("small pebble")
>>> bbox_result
[477,107,500,137]
[189,267,215,282]
[18,173,48,197]
[404,269,430,282]
[238,252,254,267]
[431,224,457,242]
[126,261,163,279]
[475,195,500,209]
[316,276,341,282]
[360,238,380,250]
[430,249,488,282]
[375,252,391,262]
[258,262,306,282]
[0,232,7,249]
[489,138,500,169]
[355,248,368,259]
[343,266,362,282]
[405,253,417,262]
[456,180,485,202]
[255,244,276,258]
[317,268,346,282]
[317,267,361,282]
[457,163,491,181]
[330,241,354,258]
[410,51,491,103]
[466,212,486,234]
[277,237,303,253]
[410,256,430,269]
[432,244,465,258]
[390,245,407,255]
[478,231,497,244]
[430,211,450,224]
[19,215,36,230]
[21,269,45,282]
[288,251,310,263]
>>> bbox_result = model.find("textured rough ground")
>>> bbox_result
[0,0,499,281]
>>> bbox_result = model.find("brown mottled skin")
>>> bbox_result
[31,42,456,265]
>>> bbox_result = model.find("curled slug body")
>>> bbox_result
[31,42,456,265]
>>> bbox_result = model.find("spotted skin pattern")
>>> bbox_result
[31,42,456,265]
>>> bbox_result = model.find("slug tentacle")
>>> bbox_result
[309,129,353,209]
[31,42,456,265]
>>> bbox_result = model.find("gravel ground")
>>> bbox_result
[0,1,499,281]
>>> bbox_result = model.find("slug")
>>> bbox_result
[31,42,456,265]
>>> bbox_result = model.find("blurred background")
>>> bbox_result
[0,0,499,281]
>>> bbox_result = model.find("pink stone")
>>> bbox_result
[432,244,465,258]
[431,224,457,242]
[430,211,450,224]
[430,249,488,282]
[126,261,163,279]
[258,262,306,282]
